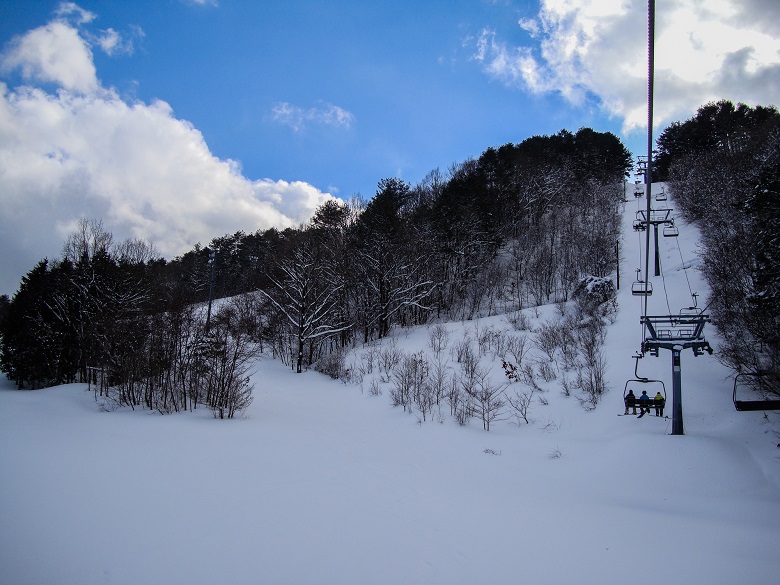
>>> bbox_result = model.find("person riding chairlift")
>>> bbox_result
[638,391,651,416]
[624,389,637,415]
[654,392,665,417]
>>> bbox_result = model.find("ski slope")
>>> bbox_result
[1,183,778,585]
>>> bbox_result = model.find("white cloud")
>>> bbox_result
[0,21,99,94]
[471,0,780,135]
[272,101,356,132]
[55,2,96,26]
[93,28,135,56]
[181,0,220,7]
[0,16,337,296]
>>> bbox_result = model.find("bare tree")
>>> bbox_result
[428,324,450,355]
[391,352,427,414]
[506,388,535,424]
[467,374,506,431]
[506,334,529,366]
[203,305,256,419]
[113,238,161,265]
[61,218,113,263]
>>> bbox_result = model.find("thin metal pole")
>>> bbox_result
[643,0,655,320]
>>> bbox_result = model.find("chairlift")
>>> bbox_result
[622,354,667,415]
[634,188,644,198]
[632,268,652,296]
[633,219,647,232]
[733,372,780,411]
[663,223,679,237]
[623,379,667,414]
[679,294,701,317]
[656,189,667,202]
[632,280,653,296]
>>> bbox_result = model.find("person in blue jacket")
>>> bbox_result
[637,390,651,417]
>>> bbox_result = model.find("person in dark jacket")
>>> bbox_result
[654,391,665,417]
[625,389,637,415]
[638,390,651,416]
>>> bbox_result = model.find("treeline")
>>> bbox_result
[0,223,256,417]
[0,128,632,408]
[656,100,780,392]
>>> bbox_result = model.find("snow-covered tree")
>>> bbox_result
[262,241,350,373]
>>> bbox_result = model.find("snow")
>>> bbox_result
[1,184,779,585]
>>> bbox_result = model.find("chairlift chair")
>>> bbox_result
[623,379,667,412]
[632,268,652,296]
[622,354,667,415]
[679,294,701,317]
[663,223,679,237]
[632,280,653,296]
[733,372,780,411]
[656,189,667,202]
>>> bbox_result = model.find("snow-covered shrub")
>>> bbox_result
[427,324,450,355]
[391,352,427,413]
[378,341,402,375]
[506,334,529,365]
[572,275,617,321]
[314,348,346,380]
[506,309,531,331]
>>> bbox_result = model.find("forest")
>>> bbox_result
[655,100,780,397]
[1,103,778,416]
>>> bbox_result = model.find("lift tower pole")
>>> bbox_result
[642,0,655,322]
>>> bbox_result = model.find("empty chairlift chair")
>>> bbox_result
[663,220,679,237]
[632,268,652,296]
[733,372,780,411]
[632,281,653,296]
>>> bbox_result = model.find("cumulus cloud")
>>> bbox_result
[272,101,356,132]
[471,0,780,135]
[0,10,336,296]
[0,21,99,94]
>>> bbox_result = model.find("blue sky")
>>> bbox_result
[1,0,778,296]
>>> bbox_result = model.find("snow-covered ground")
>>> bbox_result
[1,184,779,585]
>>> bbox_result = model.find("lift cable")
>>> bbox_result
[673,227,695,302]
[630,196,649,346]
[657,252,673,316]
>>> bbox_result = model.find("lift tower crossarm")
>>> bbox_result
[636,208,674,225]
[640,314,710,343]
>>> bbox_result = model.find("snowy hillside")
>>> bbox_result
[1,183,779,585]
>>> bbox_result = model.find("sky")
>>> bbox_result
[1,0,779,297]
